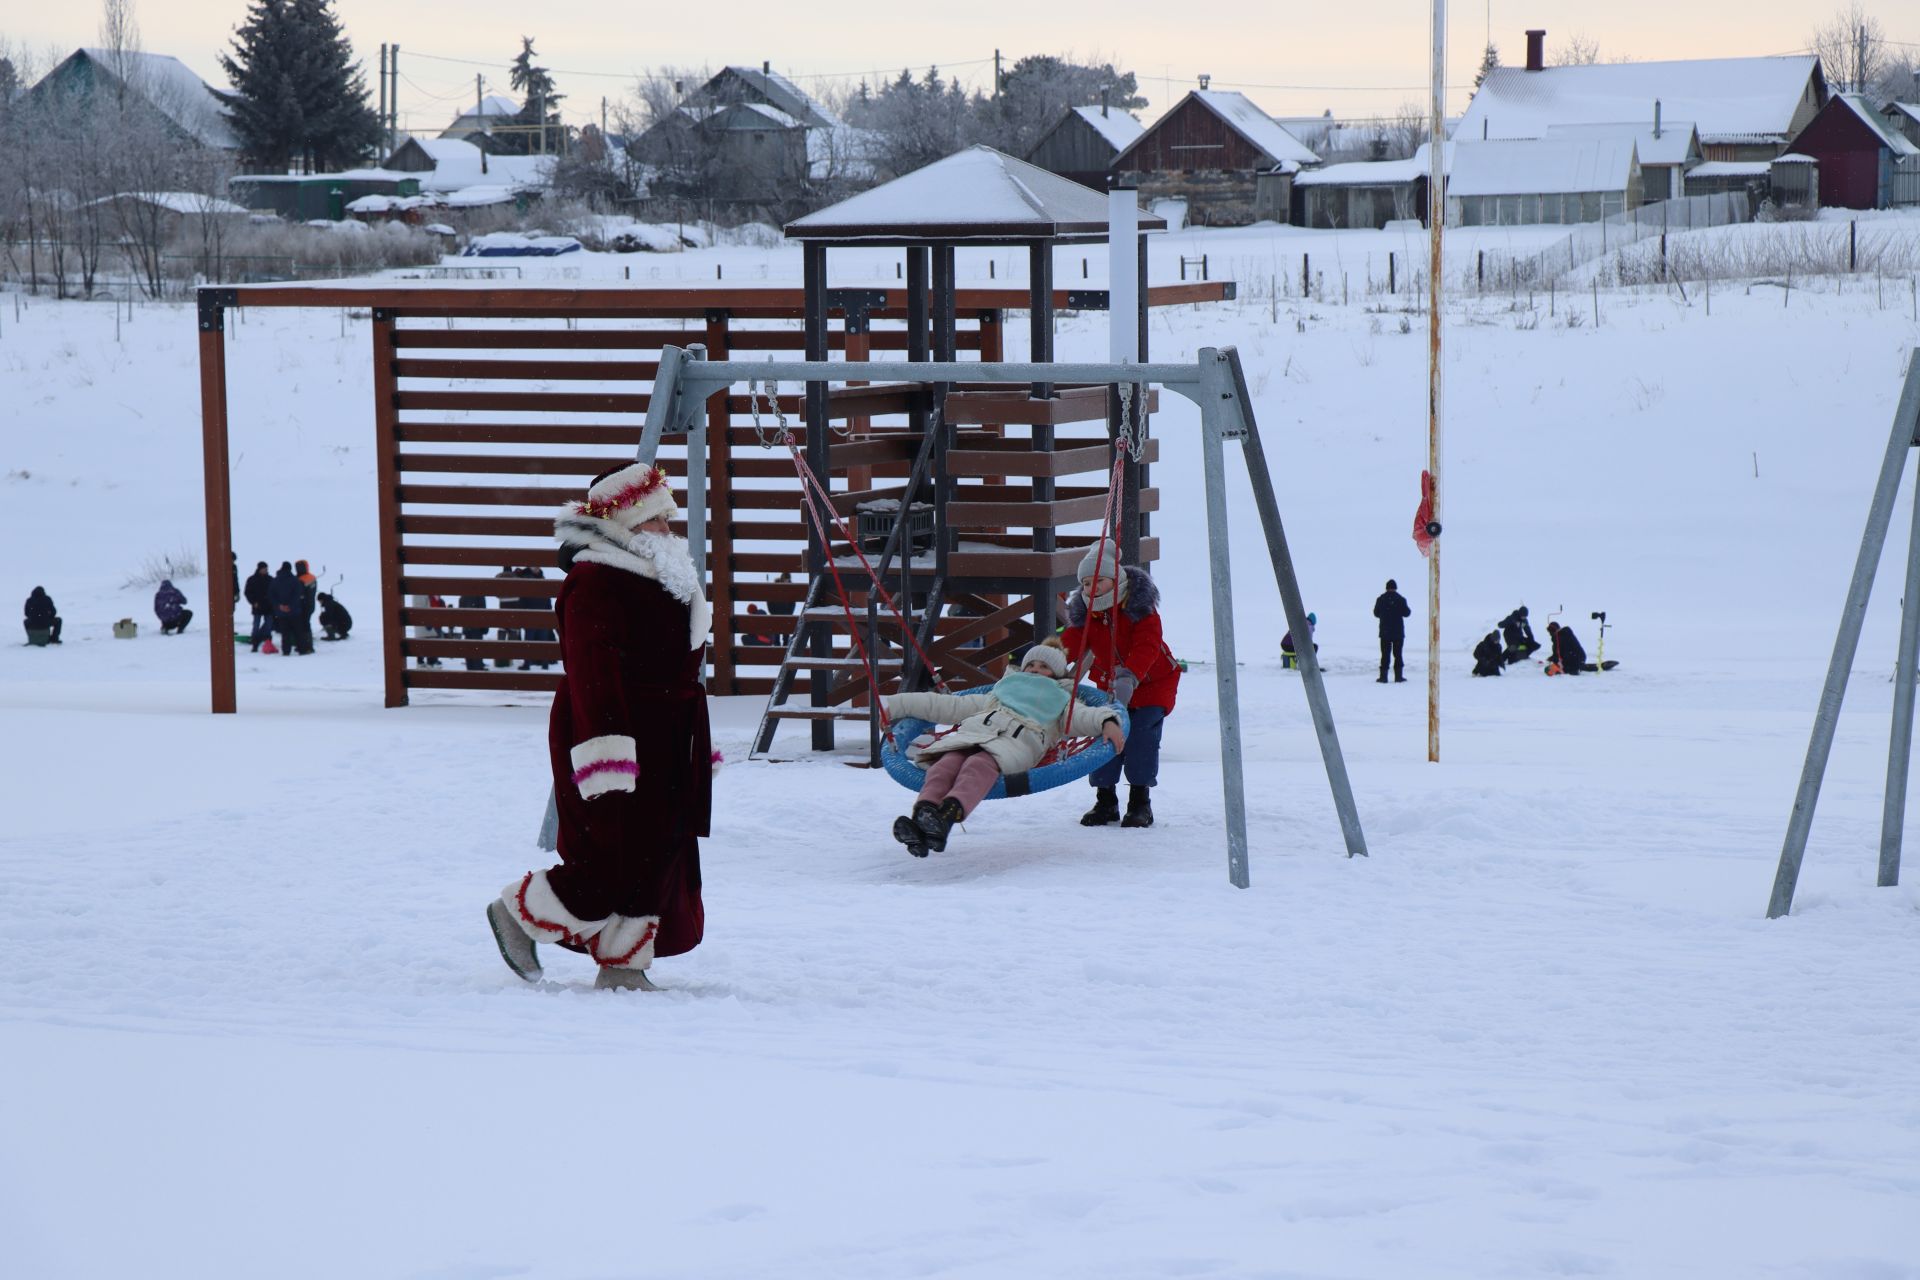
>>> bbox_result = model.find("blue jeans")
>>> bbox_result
[1091,705,1167,789]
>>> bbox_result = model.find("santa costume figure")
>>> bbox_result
[486,462,714,991]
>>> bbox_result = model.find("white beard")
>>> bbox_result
[627,530,700,605]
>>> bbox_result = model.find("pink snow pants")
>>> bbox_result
[918,748,1002,818]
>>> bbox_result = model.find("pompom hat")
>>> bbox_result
[572,462,678,532]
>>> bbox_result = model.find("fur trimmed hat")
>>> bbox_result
[573,463,678,531]
[1019,642,1070,678]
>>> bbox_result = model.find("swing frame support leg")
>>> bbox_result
[1197,361,1251,889]
[1221,348,1369,859]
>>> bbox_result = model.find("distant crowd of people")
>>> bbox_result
[415,566,554,671]
[1278,589,1613,680]
[243,558,342,655]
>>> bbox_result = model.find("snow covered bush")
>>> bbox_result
[123,547,201,589]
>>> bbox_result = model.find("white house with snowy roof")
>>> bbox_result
[1112,88,1320,225]
[383,136,554,207]
[440,94,521,143]
[1447,136,1642,226]
[1457,32,1827,165]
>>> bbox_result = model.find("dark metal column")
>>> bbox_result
[803,242,834,749]
[931,244,957,584]
[1028,240,1057,639]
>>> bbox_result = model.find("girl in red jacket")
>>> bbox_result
[1060,537,1180,828]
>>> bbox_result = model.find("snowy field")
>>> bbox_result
[5,217,1920,1278]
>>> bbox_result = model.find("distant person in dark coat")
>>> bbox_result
[318,592,352,640]
[1500,606,1540,665]
[1373,579,1411,683]
[154,580,193,634]
[289,560,318,655]
[1472,630,1504,676]
[1280,612,1317,669]
[269,563,301,656]
[514,566,555,670]
[1546,621,1587,675]
[458,592,489,670]
[244,561,273,651]
[230,552,240,609]
[23,587,62,643]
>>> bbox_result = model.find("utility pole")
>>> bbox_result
[994,49,1002,99]
[1426,0,1447,763]
[389,45,400,153]
[378,44,388,157]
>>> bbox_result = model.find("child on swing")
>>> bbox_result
[885,638,1127,858]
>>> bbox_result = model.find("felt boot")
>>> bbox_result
[485,899,541,982]
[1081,786,1120,826]
[594,966,660,992]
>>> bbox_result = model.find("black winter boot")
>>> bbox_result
[1121,786,1155,828]
[893,800,938,858]
[1081,786,1120,826]
[916,797,966,853]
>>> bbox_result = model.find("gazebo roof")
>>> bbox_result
[786,145,1164,244]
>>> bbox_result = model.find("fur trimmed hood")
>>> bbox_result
[1065,564,1160,627]
[556,510,711,650]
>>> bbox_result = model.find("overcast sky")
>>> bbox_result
[9,0,1905,130]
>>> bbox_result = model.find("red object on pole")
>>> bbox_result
[1413,470,1437,557]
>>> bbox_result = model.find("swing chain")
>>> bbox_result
[1115,381,1148,459]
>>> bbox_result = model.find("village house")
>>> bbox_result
[440,94,521,143]
[384,137,553,209]
[1447,136,1641,227]
[1110,87,1320,226]
[1293,143,1447,229]
[1458,33,1827,166]
[1885,74,1920,150]
[1787,93,1920,210]
[23,48,240,156]
[1024,105,1145,191]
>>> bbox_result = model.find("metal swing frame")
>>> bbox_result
[638,342,1369,888]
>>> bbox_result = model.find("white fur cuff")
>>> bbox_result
[590,914,660,969]
[501,871,608,948]
[570,734,638,799]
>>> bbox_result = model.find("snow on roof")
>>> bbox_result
[72,48,237,149]
[1832,93,1920,157]
[442,185,518,208]
[1685,160,1771,178]
[1890,103,1920,126]
[346,193,438,213]
[1458,56,1820,145]
[407,139,554,194]
[714,65,838,129]
[1447,137,1637,197]
[1545,121,1698,167]
[1773,153,1817,163]
[234,168,415,185]
[1173,91,1320,166]
[91,190,250,215]
[1072,105,1145,152]
[1294,142,1452,187]
[459,94,520,119]
[788,145,1163,240]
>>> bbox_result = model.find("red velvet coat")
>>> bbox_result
[1060,566,1180,713]
[547,560,709,957]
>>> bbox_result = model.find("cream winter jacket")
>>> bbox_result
[885,686,1121,775]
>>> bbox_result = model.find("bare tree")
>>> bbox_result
[1383,102,1430,160]
[98,0,142,104]
[1810,2,1888,94]
[1550,32,1603,67]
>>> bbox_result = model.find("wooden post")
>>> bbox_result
[370,309,407,708]
[196,291,237,714]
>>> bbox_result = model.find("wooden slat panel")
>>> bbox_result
[393,391,650,413]
[404,638,562,661]
[394,422,644,446]
[396,453,632,475]
[397,514,559,537]
[727,489,804,510]
[230,283,1230,313]
[947,443,1111,478]
[730,552,806,573]
[398,484,584,506]
[730,521,811,542]
[401,575,562,597]
[405,669,564,692]
[393,329,701,350]
[397,546,562,567]
[392,358,660,381]
[402,607,561,627]
[946,493,1110,527]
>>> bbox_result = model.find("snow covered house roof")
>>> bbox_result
[396,138,555,194]
[1149,90,1320,168]
[787,145,1165,244]
[1891,103,1920,127]
[37,48,239,150]
[90,191,250,215]
[1545,121,1700,167]
[1447,138,1637,197]
[1072,106,1145,152]
[1832,93,1919,156]
[1458,56,1824,146]
[693,65,838,130]
[1294,142,1451,187]
[1685,160,1770,179]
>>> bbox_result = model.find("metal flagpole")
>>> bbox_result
[1426,0,1447,763]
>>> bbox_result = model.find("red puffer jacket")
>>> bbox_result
[1059,565,1180,713]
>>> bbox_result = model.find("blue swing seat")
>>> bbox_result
[880,684,1130,799]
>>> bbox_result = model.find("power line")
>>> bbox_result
[401,47,994,84]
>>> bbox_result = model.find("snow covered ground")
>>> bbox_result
[5,218,1920,1277]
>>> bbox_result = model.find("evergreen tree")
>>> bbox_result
[220,0,380,172]
[498,37,565,155]
[1471,43,1501,97]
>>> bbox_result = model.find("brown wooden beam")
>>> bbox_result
[372,313,408,708]
[197,310,236,714]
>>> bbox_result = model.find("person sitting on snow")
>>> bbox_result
[154,580,193,635]
[1281,612,1318,669]
[317,591,352,640]
[1472,630,1504,677]
[23,586,62,644]
[1500,606,1540,665]
[884,638,1126,858]
[1545,621,1588,675]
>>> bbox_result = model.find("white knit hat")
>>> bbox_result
[1019,642,1070,678]
[573,463,678,531]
